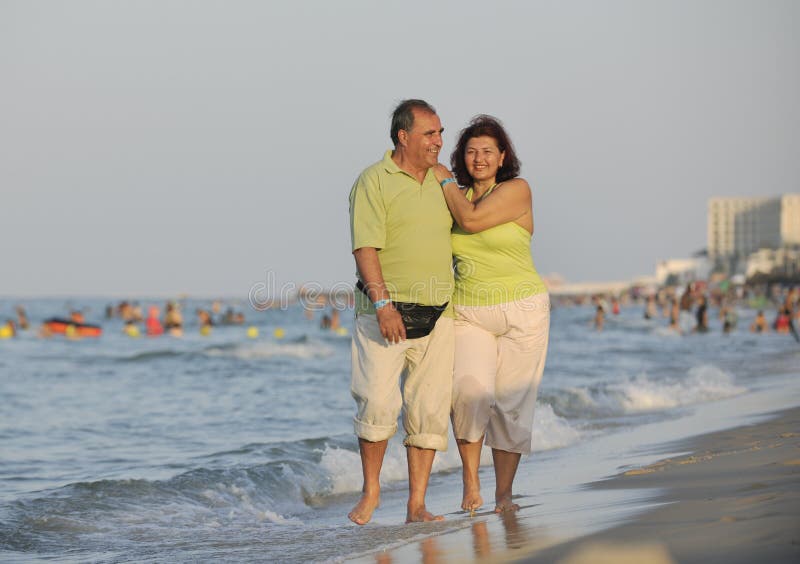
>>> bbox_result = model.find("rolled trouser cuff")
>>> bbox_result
[353,416,397,442]
[403,432,448,451]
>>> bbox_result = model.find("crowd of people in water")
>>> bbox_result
[0,297,350,341]
[0,300,251,340]
[1,284,798,342]
[587,283,799,340]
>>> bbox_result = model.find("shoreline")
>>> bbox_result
[363,406,800,563]
[515,405,800,563]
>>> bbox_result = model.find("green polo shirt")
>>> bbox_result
[349,150,454,315]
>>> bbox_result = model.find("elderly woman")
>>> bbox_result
[434,115,550,513]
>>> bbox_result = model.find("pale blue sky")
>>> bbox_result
[1,0,798,297]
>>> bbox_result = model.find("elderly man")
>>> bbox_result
[347,99,454,525]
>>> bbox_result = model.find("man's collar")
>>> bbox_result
[382,149,434,182]
[381,150,401,174]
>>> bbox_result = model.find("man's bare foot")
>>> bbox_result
[348,492,379,525]
[494,494,520,513]
[461,483,483,512]
[406,505,445,523]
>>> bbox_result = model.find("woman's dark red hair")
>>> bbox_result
[450,115,521,187]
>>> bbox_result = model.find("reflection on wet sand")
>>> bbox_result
[373,509,538,563]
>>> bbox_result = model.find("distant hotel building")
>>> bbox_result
[707,194,800,274]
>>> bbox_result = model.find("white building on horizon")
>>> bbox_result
[707,194,800,273]
[746,247,800,279]
[655,258,709,287]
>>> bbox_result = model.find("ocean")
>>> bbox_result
[1,297,799,563]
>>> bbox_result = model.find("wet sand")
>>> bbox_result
[516,405,800,563]
[366,406,800,563]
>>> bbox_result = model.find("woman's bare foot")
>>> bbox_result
[461,482,483,512]
[494,493,520,513]
[348,492,380,525]
[406,504,445,523]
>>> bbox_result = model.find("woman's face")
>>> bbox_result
[464,136,505,184]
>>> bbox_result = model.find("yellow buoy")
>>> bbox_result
[273,327,285,339]
[335,327,349,336]
[200,325,212,337]
[124,325,141,338]
[0,325,12,339]
[246,326,259,339]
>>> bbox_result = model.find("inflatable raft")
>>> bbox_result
[43,318,103,338]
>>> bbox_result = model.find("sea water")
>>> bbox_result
[1,297,798,562]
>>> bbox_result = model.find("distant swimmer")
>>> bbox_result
[164,302,183,337]
[644,295,657,320]
[123,320,141,338]
[131,303,144,322]
[591,295,606,331]
[678,286,696,334]
[668,298,681,333]
[694,295,709,333]
[784,288,798,315]
[196,309,213,329]
[774,306,800,342]
[679,283,694,312]
[721,302,738,334]
[118,301,134,321]
[15,306,29,330]
[145,306,164,336]
[320,314,331,329]
[750,310,769,333]
[320,309,341,331]
[774,308,791,334]
[594,304,605,331]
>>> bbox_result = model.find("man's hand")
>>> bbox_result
[433,163,453,184]
[376,303,406,344]
[352,246,406,344]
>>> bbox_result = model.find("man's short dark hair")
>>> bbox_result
[390,99,437,146]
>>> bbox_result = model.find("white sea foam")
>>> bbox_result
[204,341,334,360]
[567,363,747,416]
[320,402,581,494]
[257,509,303,525]
[532,403,582,451]
[201,483,303,525]
[319,446,363,495]
[320,440,417,495]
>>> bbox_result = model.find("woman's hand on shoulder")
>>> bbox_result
[432,163,453,183]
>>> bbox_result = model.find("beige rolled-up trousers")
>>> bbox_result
[351,313,454,451]
[452,293,550,455]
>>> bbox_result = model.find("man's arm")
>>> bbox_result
[353,247,406,343]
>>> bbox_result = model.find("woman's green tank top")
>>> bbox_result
[451,186,547,306]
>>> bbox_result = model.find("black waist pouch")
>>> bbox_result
[356,280,448,339]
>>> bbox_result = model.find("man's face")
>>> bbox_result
[402,109,443,170]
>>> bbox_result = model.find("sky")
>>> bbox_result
[1,0,798,297]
